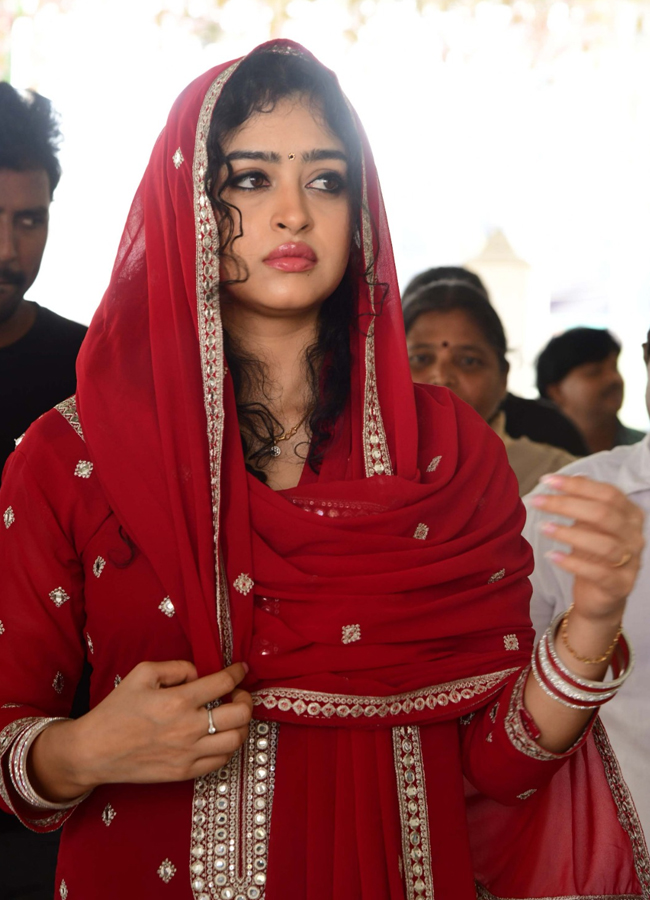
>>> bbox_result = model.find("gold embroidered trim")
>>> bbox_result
[504,668,583,761]
[190,720,279,900]
[193,62,239,671]
[218,560,234,668]
[359,156,392,479]
[593,719,650,896]
[504,668,561,761]
[55,396,85,442]
[476,886,642,900]
[252,669,517,722]
[426,456,442,473]
[0,718,71,830]
[393,725,434,900]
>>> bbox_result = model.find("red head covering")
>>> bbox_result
[76,40,531,727]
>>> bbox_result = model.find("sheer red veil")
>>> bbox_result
[75,40,648,896]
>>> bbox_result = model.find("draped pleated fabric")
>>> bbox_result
[0,39,647,900]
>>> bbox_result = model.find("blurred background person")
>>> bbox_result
[0,81,86,900]
[524,325,650,833]
[403,278,575,495]
[536,326,646,454]
[0,83,86,481]
[402,267,589,457]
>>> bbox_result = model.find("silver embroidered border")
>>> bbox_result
[0,718,73,830]
[252,668,517,722]
[55,396,85,442]
[476,886,642,900]
[358,158,392,479]
[503,668,579,762]
[393,725,434,900]
[592,719,650,897]
[189,720,279,900]
[193,62,239,668]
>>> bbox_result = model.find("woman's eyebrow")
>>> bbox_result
[302,148,348,163]
[225,149,348,164]
[226,150,282,162]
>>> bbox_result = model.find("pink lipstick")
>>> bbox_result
[263,242,317,273]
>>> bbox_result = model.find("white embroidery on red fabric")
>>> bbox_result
[158,597,176,618]
[234,573,254,595]
[102,803,116,826]
[49,587,70,608]
[157,859,176,883]
[3,507,15,529]
[488,569,505,584]
[342,624,361,644]
[413,523,429,540]
[74,460,93,479]
[426,456,442,473]
[172,148,184,169]
[504,634,519,651]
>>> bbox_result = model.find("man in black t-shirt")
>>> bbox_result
[0,85,86,480]
[0,82,87,899]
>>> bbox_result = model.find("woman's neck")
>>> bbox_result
[223,306,318,419]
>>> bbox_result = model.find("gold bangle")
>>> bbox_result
[560,604,622,665]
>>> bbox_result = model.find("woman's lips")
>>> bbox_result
[263,242,317,273]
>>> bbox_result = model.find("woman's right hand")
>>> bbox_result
[29,660,252,803]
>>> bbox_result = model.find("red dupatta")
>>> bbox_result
[76,40,531,725]
[74,40,649,898]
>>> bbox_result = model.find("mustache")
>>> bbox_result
[600,383,623,398]
[0,269,25,287]
[0,269,25,286]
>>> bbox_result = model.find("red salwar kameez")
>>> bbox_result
[0,40,647,900]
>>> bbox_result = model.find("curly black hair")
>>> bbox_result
[206,46,367,482]
[0,83,62,197]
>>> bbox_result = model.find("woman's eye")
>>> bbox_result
[308,172,346,193]
[458,356,483,368]
[409,353,434,369]
[230,171,268,191]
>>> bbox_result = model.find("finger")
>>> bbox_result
[231,687,254,714]
[540,474,633,509]
[194,725,250,762]
[196,695,253,738]
[531,493,632,538]
[540,521,642,565]
[129,659,199,689]
[545,550,639,596]
[180,662,249,707]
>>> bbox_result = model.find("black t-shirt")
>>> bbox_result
[501,392,590,457]
[0,303,87,479]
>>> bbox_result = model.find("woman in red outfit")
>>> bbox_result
[0,42,647,899]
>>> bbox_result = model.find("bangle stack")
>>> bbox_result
[532,612,634,710]
[8,718,92,811]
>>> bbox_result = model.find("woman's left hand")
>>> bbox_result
[530,473,645,622]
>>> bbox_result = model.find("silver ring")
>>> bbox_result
[207,706,217,735]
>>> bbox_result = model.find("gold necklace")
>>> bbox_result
[270,414,308,458]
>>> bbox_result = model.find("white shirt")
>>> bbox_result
[523,433,650,834]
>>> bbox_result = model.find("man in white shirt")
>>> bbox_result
[523,330,650,833]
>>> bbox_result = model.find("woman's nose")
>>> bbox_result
[427,359,456,388]
[271,184,313,234]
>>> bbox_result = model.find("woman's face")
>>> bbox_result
[406,309,508,422]
[216,96,353,322]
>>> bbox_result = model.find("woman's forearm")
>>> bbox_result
[27,718,95,803]
[523,606,623,753]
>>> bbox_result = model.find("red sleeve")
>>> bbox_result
[0,410,107,829]
[460,668,595,806]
